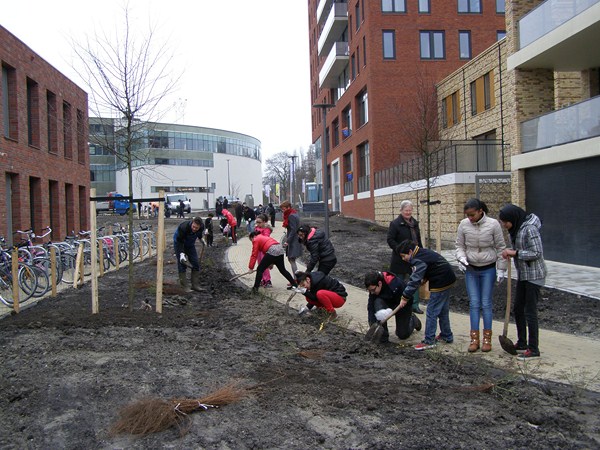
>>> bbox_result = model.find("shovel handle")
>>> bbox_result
[228,269,256,282]
[379,301,405,325]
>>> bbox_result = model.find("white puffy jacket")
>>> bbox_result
[455,213,507,270]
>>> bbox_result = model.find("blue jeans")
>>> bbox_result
[465,266,496,330]
[423,289,452,344]
[247,220,255,233]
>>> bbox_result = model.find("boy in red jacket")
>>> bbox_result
[248,231,297,293]
[222,207,237,244]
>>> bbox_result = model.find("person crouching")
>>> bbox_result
[294,271,347,319]
[248,231,297,294]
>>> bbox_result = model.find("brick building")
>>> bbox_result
[1,25,89,244]
[308,0,507,220]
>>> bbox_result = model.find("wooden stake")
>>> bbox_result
[73,242,84,289]
[114,237,120,270]
[98,238,105,277]
[155,190,165,314]
[11,249,19,313]
[50,247,57,297]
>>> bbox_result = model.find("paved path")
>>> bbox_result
[226,224,600,392]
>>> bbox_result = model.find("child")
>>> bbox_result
[396,239,456,350]
[254,214,273,287]
[294,271,347,319]
[248,231,297,294]
[204,213,214,247]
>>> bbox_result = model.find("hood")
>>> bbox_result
[523,213,542,231]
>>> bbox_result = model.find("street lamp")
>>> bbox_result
[226,159,231,197]
[289,154,298,206]
[205,169,210,211]
[312,103,335,238]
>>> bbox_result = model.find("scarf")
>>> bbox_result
[498,204,527,244]
[404,217,418,244]
[282,208,297,228]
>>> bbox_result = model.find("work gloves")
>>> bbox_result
[375,308,393,322]
[298,305,312,316]
[496,269,507,284]
[294,287,307,294]
[457,256,469,273]
[179,253,187,263]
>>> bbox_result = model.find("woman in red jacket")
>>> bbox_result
[248,230,297,293]
[222,208,237,244]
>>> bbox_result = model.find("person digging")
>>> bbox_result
[173,216,205,292]
[294,270,347,320]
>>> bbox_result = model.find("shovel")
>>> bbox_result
[498,257,517,355]
[285,290,297,314]
[228,269,255,282]
[364,302,404,343]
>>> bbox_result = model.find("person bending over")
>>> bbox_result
[173,217,205,292]
[297,224,337,275]
[248,231,297,294]
[294,271,347,319]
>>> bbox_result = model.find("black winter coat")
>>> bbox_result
[304,271,347,303]
[304,228,336,272]
[402,247,456,300]
[387,215,423,275]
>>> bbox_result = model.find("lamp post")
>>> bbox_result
[226,159,231,197]
[289,154,297,206]
[205,169,210,211]
[312,103,334,238]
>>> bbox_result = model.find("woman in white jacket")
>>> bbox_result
[456,198,507,352]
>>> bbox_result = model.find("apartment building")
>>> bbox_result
[1,25,89,243]
[506,0,600,266]
[308,0,506,220]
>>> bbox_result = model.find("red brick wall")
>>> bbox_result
[1,25,89,242]
[308,0,506,219]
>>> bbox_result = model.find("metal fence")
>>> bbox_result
[374,140,508,190]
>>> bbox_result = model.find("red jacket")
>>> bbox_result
[223,209,237,227]
[249,234,279,269]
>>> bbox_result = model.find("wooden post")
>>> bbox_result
[50,247,57,297]
[147,232,153,258]
[98,239,105,277]
[114,237,120,270]
[90,188,99,313]
[11,249,19,313]
[140,233,145,262]
[73,242,84,289]
[155,190,165,314]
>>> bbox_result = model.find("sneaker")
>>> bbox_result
[514,342,528,353]
[413,314,422,332]
[287,283,294,290]
[435,334,453,344]
[414,341,436,351]
[265,281,273,288]
[517,349,540,360]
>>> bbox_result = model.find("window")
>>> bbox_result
[458,0,481,13]
[63,101,73,159]
[470,71,495,115]
[418,0,430,13]
[497,30,506,41]
[77,109,86,163]
[333,119,340,147]
[358,142,370,192]
[342,106,352,138]
[351,54,356,80]
[343,151,353,195]
[496,0,505,14]
[382,30,396,59]
[420,31,445,60]
[362,36,367,65]
[2,64,18,139]
[442,91,461,128]
[355,2,361,30]
[337,64,350,98]
[47,91,58,153]
[27,78,40,147]
[382,0,406,13]
[459,31,471,59]
[358,90,368,126]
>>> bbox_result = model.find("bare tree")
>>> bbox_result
[264,152,291,202]
[73,5,179,310]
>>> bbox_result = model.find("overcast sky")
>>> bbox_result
[2,0,312,161]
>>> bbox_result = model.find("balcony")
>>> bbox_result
[374,141,508,190]
[319,42,349,89]
[316,0,333,24]
[521,95,600,152]
[318,2,348,57]
[508,0,600,70]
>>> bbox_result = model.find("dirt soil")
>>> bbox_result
[1,215,599,449]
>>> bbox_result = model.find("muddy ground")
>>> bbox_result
[0,215,599,449]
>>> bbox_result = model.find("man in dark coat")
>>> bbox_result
[173,217,205,292]
[235,202,244,227]
[387,200,424,314]
[297,224,337,275]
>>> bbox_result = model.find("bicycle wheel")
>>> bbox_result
[17,264,38,302]
[0,266,15,306]
[26,265,49,298]
[60,253,77,284]
[32,256,62,288]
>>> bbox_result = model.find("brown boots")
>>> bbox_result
[482,329,492,352]
[468,329,492,352]
[468,330,480,352]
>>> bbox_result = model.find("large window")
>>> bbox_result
[420,31,445,60]
[419,0,430,13]
[27,78,40,147]
[496,0,505,14]
[382,0,406,13]
[342,106,352,138]
[358,90,368,127]
[470,71,495,116]
[497,30,506,41]
[362,36,367,65]
[459,31,471,59]
[441,91,461,128]
[63,101,73,159]
[355,1,361,30]
[2,64,18,139]
[382,30,396,59]
[458,0,481,13]
[47,91,58,154]
[358,142,370,192]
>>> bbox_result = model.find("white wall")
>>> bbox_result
[115,153,263,211]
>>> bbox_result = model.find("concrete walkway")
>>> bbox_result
[226,224,600,392]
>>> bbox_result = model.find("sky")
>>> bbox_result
[1,0,312,161]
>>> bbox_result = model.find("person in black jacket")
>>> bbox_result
[235,202,244,227]
[243,205,256,232]
[294,271,346,319]
[364,271,421,344]
[387,200,424,314]
[267,202,276,227]
[204,213,214,247]
[297,224,337,275]
[173,217,205,292]
[396,240,456,351]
